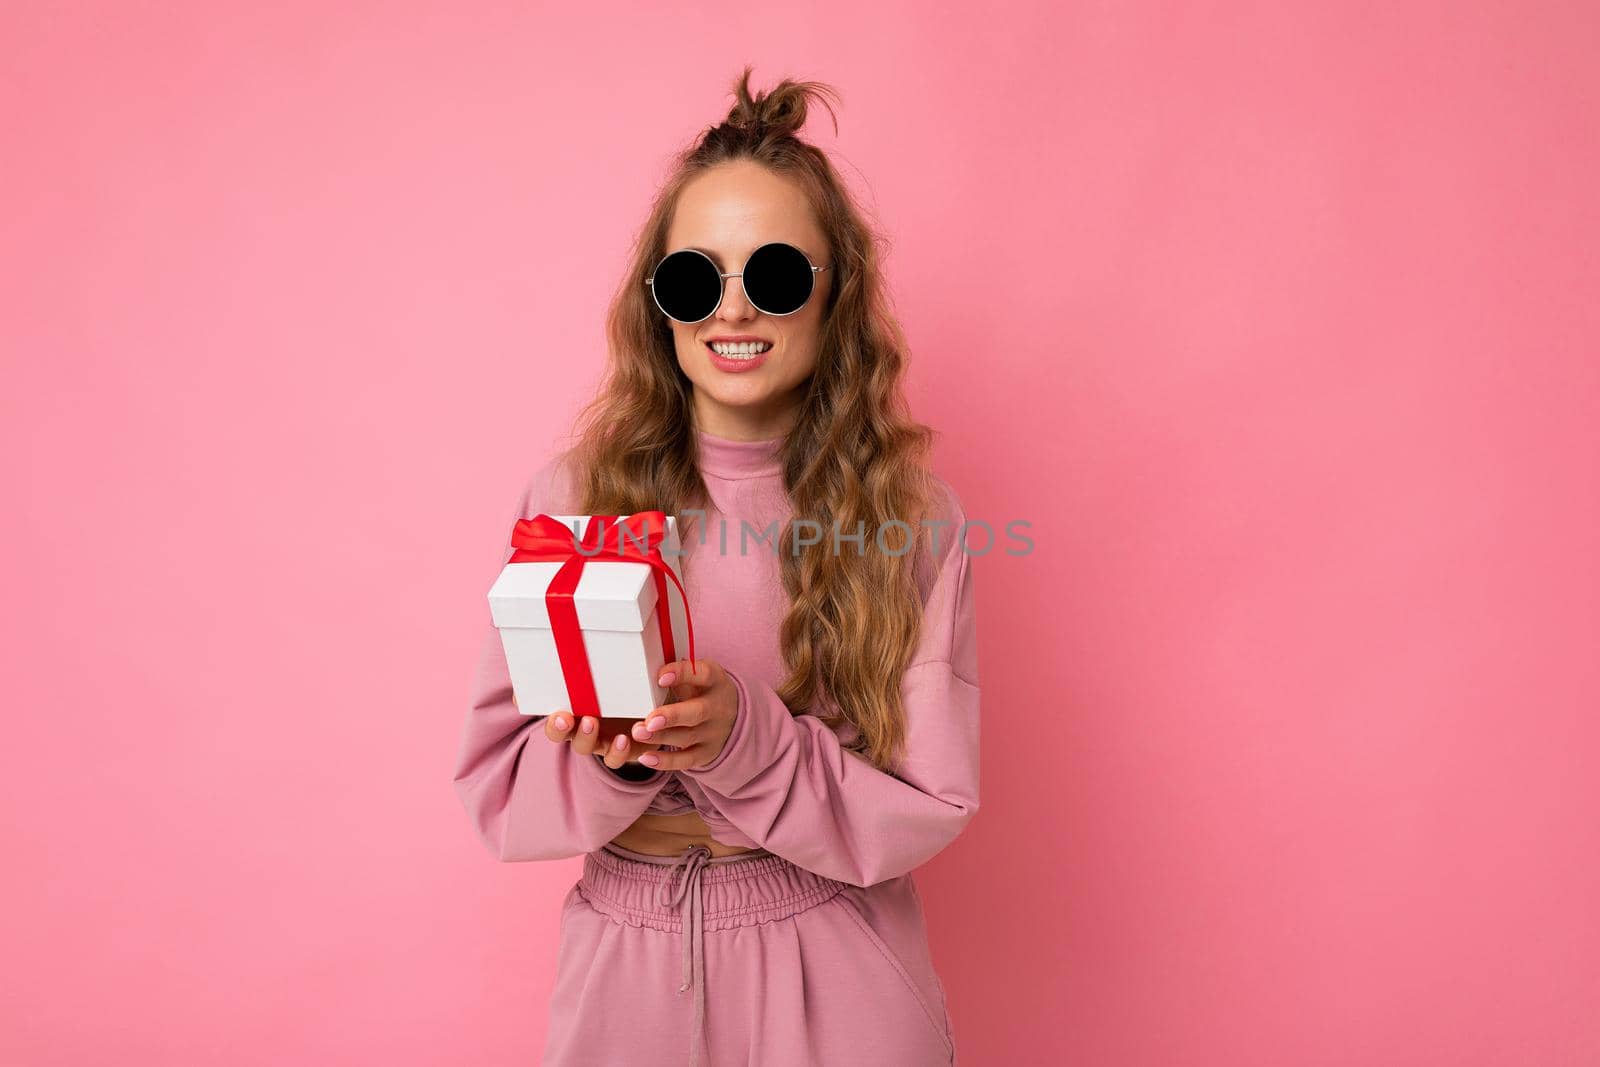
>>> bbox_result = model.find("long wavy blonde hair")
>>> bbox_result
[564,67,942,774]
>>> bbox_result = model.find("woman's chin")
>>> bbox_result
[694,375,773,407]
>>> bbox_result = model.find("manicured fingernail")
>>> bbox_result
[639,754,660,767]
[553,715,569,730]
[658,671,676,686]
[648,716,667,731]
[633,723,652,740]
[580,717,595,734]
[613,735,627,751]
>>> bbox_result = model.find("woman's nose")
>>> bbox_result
[714,274,756,321]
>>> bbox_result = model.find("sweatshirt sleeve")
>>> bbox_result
[450,459,672,863]
[679,479,981,888]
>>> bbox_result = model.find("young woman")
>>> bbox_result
[452,68,981,1066]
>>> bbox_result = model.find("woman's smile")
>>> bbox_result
[703,336,774,373]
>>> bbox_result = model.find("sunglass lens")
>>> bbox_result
[651,250,721,323]
[743,243,815,316]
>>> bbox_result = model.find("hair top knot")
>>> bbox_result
[718,65,841,141]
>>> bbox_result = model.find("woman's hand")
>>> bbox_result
[628,657,739,770]
[529,702,661,770]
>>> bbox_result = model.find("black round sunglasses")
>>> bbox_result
[645,242,832,324]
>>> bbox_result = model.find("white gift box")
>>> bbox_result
[488,514,691,723]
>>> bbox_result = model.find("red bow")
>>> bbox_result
[507,512,695,721]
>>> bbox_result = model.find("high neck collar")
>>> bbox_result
[694,427,785,480]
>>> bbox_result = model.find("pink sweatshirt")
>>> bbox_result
[450,429,981,888]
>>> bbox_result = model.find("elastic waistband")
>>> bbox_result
[581,843,845,933]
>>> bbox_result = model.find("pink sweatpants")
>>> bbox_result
[541,842,957,1066]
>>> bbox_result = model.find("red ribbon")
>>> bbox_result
[507,512,695,721]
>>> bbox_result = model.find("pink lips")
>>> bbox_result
[705,341,771,374]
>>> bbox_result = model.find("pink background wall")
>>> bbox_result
[3,3,1596,1064]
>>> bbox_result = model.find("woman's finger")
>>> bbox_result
[652,695,708,733]
[639,743,708,772]
[543,711,574,744]
[630,697,707,748]
[569,713,601,755]
[630,719,701,748]
[657,657,717,699]
[602,730,656,769]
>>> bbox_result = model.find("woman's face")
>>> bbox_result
[661,159,832,440]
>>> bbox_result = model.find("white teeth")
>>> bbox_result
[709,341,772,357]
